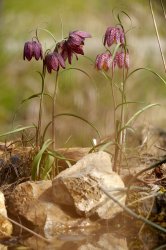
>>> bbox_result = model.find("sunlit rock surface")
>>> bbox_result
[0,191,13,237]
[0,244,7,250]
[52,151,126,219]
[7,181,99,238]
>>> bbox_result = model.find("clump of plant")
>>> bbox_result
[94,22,129,173]
[22,29,92,179]
[23,30,91,147]
[93,12,166,174]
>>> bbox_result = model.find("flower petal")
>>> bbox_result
[70,30,91,38]
[32,41,43,60]
[55,52,66,69]
[23,41,33,61]
[68,34,83,46]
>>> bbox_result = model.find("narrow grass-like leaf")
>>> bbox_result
[125,103,160,126]
[21,93,41,104]
[83,55,95,64]
[117,125,135,137]
[127,68,166,85]
[99,141,115,152]
[61,67,92,81]
[21,92,52,104]
[101,71,112,81]
[31,139,52,180]
[115,101,145,111]
[55,113,100,138]
[42,113,101,141]
[47,150,76,162]
[0,125,35,138]
[117,11,132,26]
[112,43,121,61]
[40,153,54,179]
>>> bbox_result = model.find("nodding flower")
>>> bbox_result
[23,41,43,61]
[44,52,65,73]
[56,30,91,64]
[115,51,129,69]
[104,27,125,47]
[95,53,115,71]
[68,30,91,47]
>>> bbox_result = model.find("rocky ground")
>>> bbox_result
[0,125,165,249]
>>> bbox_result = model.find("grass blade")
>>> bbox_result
[125,103,160,126]
[21,93,41,104]
[115,101,145,111]
[21,93,52,104]
[42,113,101,142]
[0,125,35,138]
[127,68,166,85]
[40,153,55,179]
[31,139,52,180]
[60,67,92,81]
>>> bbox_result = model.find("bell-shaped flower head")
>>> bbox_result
[104,27,125,47]
[23,41,43,61]
[115,51,129,69]
[56,30,91,65]
[44,52,65,73]
[95,53,114,71]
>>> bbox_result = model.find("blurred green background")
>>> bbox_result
[0,0,166,147]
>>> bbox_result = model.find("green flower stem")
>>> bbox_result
[110,76,116,135]
[118,68,128,174]
[51,71,59,178]
[36,62,46,148]
[109,74,119,172]
[52,71,59,150]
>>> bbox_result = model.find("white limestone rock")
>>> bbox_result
[0,191,13,237]
[52,151,126,219]
[7,180,99,238]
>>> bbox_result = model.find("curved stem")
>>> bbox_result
[36,27,57,43]
[36,62,46,147]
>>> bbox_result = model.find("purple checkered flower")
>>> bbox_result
[56,30,91,64]
[95,53,114,71]
[115,51,129,69]
[68,30,91,47]
[44,52,65,73]
[104,27,125,47]
[23,41,43,61]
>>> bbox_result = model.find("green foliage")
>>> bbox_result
[0,125,35,138]
[31,139,52,180]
